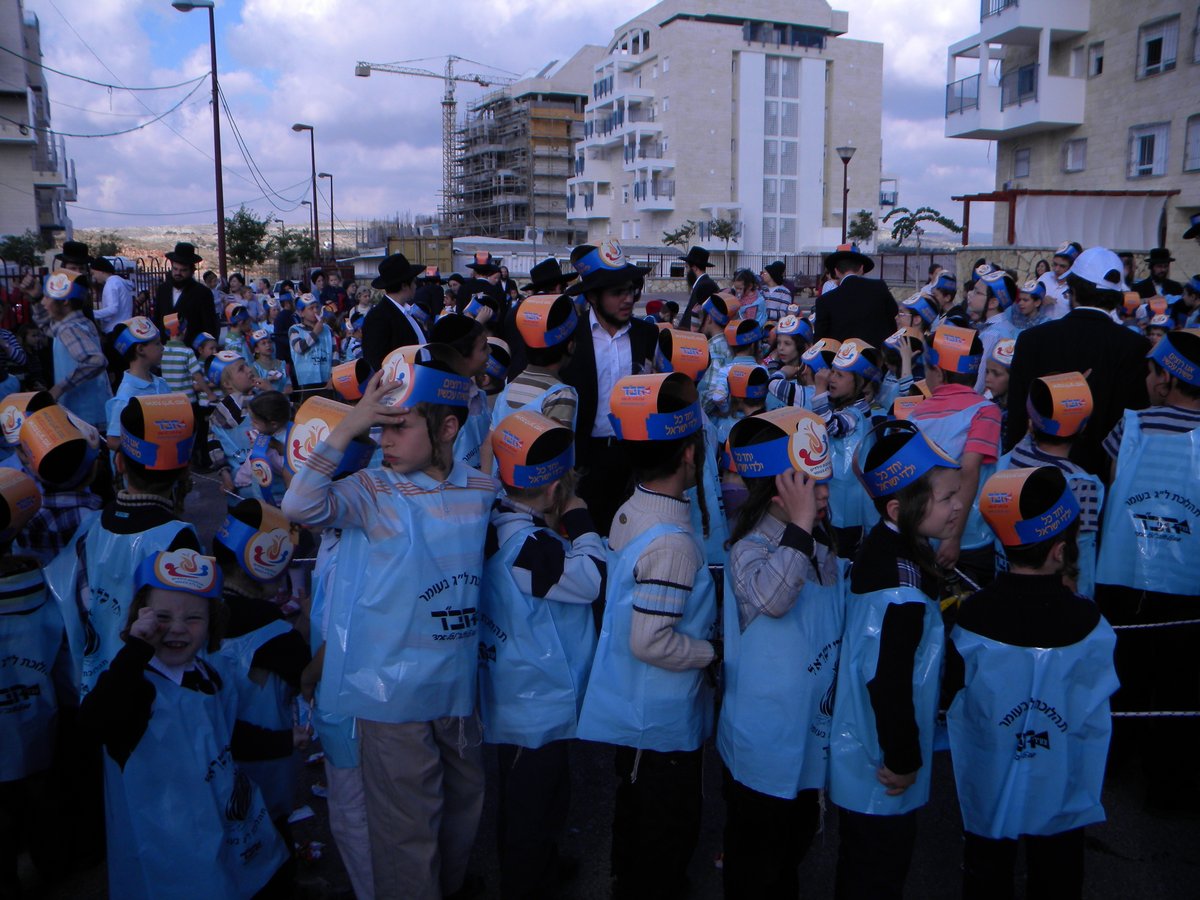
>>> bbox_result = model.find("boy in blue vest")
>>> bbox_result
[105,317,170,452]
[289,294,334,403]
[946,466,1117,898]
[480,410,605,898]
[281,346,496,900]
[1096,328,1200,813]
[576,372,719,900]
[431,314,492,470]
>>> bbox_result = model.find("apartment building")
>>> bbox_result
[455,46,605,246]
[565,0,884,256]
[0,0,76,242]
[945,0,1200,274]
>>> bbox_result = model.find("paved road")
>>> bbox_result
[36,470,1200,899]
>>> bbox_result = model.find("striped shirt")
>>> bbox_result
[1008,435,1101,533]
[1103,405,1200,460]
[909,384,1002,462]
[496,368,577,429]
[730,512,839,632]
[485,497,606,605]
[812,392,873,438]
[160,340,201,402]
[30,305,106,393]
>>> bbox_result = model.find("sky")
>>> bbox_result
[22,0,998,240]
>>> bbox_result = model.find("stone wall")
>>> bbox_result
[953,245,1158,290]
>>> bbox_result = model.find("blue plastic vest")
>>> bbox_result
[0,586,64,782]
[105,373,172,439]
[211,398,255,472]
[947,623,1118,839]
[454,387,491,468]
[319,468,493,723]
[53,331,111,426]
[828,404,879,531]
[220,618,297,821]
[44,513,196,696]
[717,536,846,798]
[102,655,287,900]
[577,523,717,751]
[829,586,944,815]
[290,324,333,386]
[911,399,996,550]
[251,358,288,391]
[478,520,597,748]
[688,413,730,565]
[307,530,359,769]
[1097,410,1200,596]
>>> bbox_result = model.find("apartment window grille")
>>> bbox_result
[1138,17,1180,77]
[1013,148,1031,179]
[1063,139,1087,173]
[1128,123,1169,177]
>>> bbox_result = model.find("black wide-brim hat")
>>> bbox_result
[466,252,502,276]
[1184,213,1200,240]
[565,261,650,296]
[165,241,204,266]
[1147,247,1176,264]
[824,246,875,275]
[680,246,713,268]
[372,252,426,290]
[55,240,91,266]
[523,258,579,292]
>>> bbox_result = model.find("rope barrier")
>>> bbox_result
[1111,618,1200,630]
[1111,711,1200,718]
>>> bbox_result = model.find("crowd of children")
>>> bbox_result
[1,239,1197,900]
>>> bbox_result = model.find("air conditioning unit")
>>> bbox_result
[523,227,545,243]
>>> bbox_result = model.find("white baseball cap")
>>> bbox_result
[1065,247,1129,293]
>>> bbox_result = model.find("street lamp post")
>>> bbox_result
[172,0,226,280]
[299,201,313,248]
[836,144,856,245]
[318,172,333,258]
[292,124,318,258]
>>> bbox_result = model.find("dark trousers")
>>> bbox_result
[496,741,571,899]
[192,402,212,467]
[576,436,633,538]
[0,771,60,895]
[611,746,703,900]
[962,828,1085,900]
[721,766,819,899]
[835,806,918,900]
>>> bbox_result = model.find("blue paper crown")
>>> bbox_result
[1149,332,1200,387]
[854,421,960,499]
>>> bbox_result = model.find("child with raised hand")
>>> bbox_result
[289,294,334,403]
[480,411,604,899]
[105,318,170,452]
[719,409,845,898]
[878,327,919,415]
[206,351,259,496]
[79,549,289,900]
[223,302,255,363]
[430,313,492,469]
[250,328,291,396]
[765,312,816,410]
[281,348,496,900]
[946,466,1117,899]
[830,420,963,899]
[696,294,738,406]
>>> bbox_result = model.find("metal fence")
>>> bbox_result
[631,250,956,286]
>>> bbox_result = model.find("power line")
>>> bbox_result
[0,79,205,138]
[0,175,311,217]
[217,85,301,212]
[0,43,207,91]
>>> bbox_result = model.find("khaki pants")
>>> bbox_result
[359,716,484,900]
[324,759,373,900]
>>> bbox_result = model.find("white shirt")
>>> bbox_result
[95,275,133,333]
[1037,272,1070,320]
[589,307,632,438]
[387,294,427,342]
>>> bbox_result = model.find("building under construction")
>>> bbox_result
[453,47,604,246]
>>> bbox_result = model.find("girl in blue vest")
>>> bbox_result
[223,303,255,363]
[878,326,919,416]
[719,408,845,898]
[713,364,769,526]
[829,420,962,900]
[289,294,334,403]
[576,372,719,900]
[280,347,494,900]
[431,314,493,471]
[207,352,258,498]
[481,411,604,898]
[250,328,291,397]
[79,549,289,900]
[105,318,171,452]
[235,391,292,507]
[764,312,816,410]
[946,466,1117,899]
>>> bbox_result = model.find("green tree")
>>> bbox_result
[882,206,962,247]
[661,219,698,249]
[92,231,122,257]
[708,217,740,272]
[847,210,877,245]
[0,229,48,262]
[224,206,270,272]
[267,227,315,267]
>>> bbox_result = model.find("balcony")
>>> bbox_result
[634,179,674,212]
[978,0,1089,45]
[623,143,675,172]
[879,190,898,208]
[566,192,611,221]
[945,66,1084,139]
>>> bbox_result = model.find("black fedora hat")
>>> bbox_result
[89,256,116,275]
[54,240,91,267]
[1183,213,1200,241]
[165,242,204,266]
[466,251,501,276]
[371,253,426,290]
[522,257,579,292]
[680,246,713,269]
[824,243,875,275]
[1147,247,1176,264]
[416,265,447,285]
[565,241,648,297]
[763,260,786,284]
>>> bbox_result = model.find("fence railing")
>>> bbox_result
[629,250,956,283]
[1000,63,1038,110]
[945,74,981,116]
[981,0,1017,18]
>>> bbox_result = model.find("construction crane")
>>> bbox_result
[355,56,517,227]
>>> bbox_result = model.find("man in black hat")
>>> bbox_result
[1132,247,1183,299]
[522,257,578,295]
[17,239,92,299]
[813,244,897,349]
[152,242,218,349]
[559,242,658,535]
[360,253,427,371]
[677,246,719,330]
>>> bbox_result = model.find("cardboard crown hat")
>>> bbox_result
[1021,279,1046,301]
[515,294,578,349]
[776,314,814,344]
[485,337,511,381]
[890,395,925,421]
[491,410,575,489]
[207,350,244,386]
[833,338,881,382]
[655,329,710,382]
[724,318,765,348]
[701,293,739,326]
[854,420,960,500]
[608,372,702,442]
[43,269,88,303]
[119,393,195,471]
[801,337,842,371]
[1148,328,1200,387]
[113,317,160,356]
[214,498,298,582]
[565,239,646,296]
[0,390,54,449]
[19,403,100,488]
[135,549,221,599]
[990,338,1017,369]
[903,291,939,328]
[979,270,1016,311]
[1053,241,1083,262]
[250,328,272,346]
[379,343,473,410]
[225,302,250,325]
[979,466,1079,548]
[0,468,42,542]
[727,364,769,400]
[466,251,501,276]
[927,325,982,375]
[192,332,216,352]
[728,407,832,483]
[163,313,182,339]
[1027,372,1092,437]
[286,396,375,478]
[885,326,925,354]
[331,358,374,401]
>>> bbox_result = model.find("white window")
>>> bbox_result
[633,219,641,240]
[622,185,630,204]
[1185,115,1200,172]
[662,56,669,73]
[1063,138,1087,172]
[621,220,631,239]
[1070,46,1085,78]
[662,96,669,112]
[1013,148,1031,178]
[1128,122,1170,177]
[661,136,669,154]
[1139,17,1180,77]
[1088,42,1104,76]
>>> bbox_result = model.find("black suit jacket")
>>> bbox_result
[361,298,424,372]
[1006,308,1151,477]
[813,275,898,349]
[559,313,659,458]
[679,273,720,330]
[1133,276,1184,299]
[153,279,218,349]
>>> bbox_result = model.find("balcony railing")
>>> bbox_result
[623,144,665,164]
[879,190,898,207]
[946,74,981,116]
[574,156,585,176]
[593,75,614,100]
[634,180,675,201]
[628,108,656,124]
[1000,64,1037,110]
[698,220,742,241]
[981,0,1017,18]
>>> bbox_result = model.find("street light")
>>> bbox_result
[173,0,226,280]
[299,201,313,247]
[292,123,319,258]
[318,172,333,258]
[836,143,856,244]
